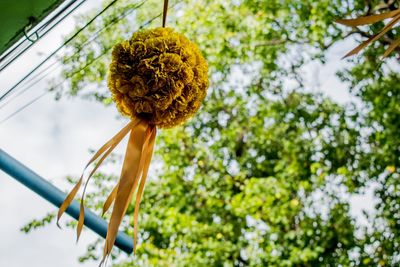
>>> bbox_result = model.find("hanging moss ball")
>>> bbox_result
[108,27,209,128]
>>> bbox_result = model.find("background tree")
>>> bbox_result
[23,0,400,266]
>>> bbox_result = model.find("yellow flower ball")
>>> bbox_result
[108,27,209,128]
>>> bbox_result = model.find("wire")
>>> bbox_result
[0,92,47,124]
[0,0,120,103]
[0,0,87,72]
[0,0,83,63]
[0,0,147,111]
[0,9,169,126]
[0,0,116,102]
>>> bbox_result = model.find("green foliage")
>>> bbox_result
[20,212,55,233]
[24,0,400,266]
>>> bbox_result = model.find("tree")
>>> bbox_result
[23,0,400,266]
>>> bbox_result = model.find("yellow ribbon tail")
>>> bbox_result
[101,120,156,263]
[102,182,119,217]
[57,118,156,265]
[133,126,156,253]
[57,118,139,232]
[382,37,400,58]
[57,176,82,228]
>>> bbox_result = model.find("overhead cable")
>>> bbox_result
[0,8,169,125]
[0,0,147,111]
[0,0,120,103]
[0,0,87,72]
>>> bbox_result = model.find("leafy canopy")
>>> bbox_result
[25,0,400,266]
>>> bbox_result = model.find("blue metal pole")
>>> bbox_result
[0,149,133,254]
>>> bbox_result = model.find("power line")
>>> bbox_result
[22,0,147,86]
[0,0,147,111]
[0,0,120,103]
[0,0,87,72]
[0,0,80,66]
[0,0,85,68]
[0,9,169,126]
[0,91,47,124]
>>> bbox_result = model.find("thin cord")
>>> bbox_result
[162,0,169,27]
[0,91,47,124]
[0,9,171,126]
[0,0,147,111]
[0,0,120,103]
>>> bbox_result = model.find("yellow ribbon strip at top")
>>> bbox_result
[57,119,157,264]
[336,9,400,58]
[336,9,400,26]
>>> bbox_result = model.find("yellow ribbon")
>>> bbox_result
[336,9,400,58]
[336,9,400,27]
[57,118,157,263]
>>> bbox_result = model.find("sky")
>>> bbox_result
[0,1,374,266]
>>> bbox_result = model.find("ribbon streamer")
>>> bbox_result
[336,9,400,27]
[57,119,157,263]
[337,9,400,58]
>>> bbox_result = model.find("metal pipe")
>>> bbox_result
[0,149,133,254]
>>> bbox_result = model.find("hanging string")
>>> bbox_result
[162,0,169,27]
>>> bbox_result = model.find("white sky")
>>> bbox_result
[0,1,374,266]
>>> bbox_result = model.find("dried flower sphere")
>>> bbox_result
[108,27,209,128]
